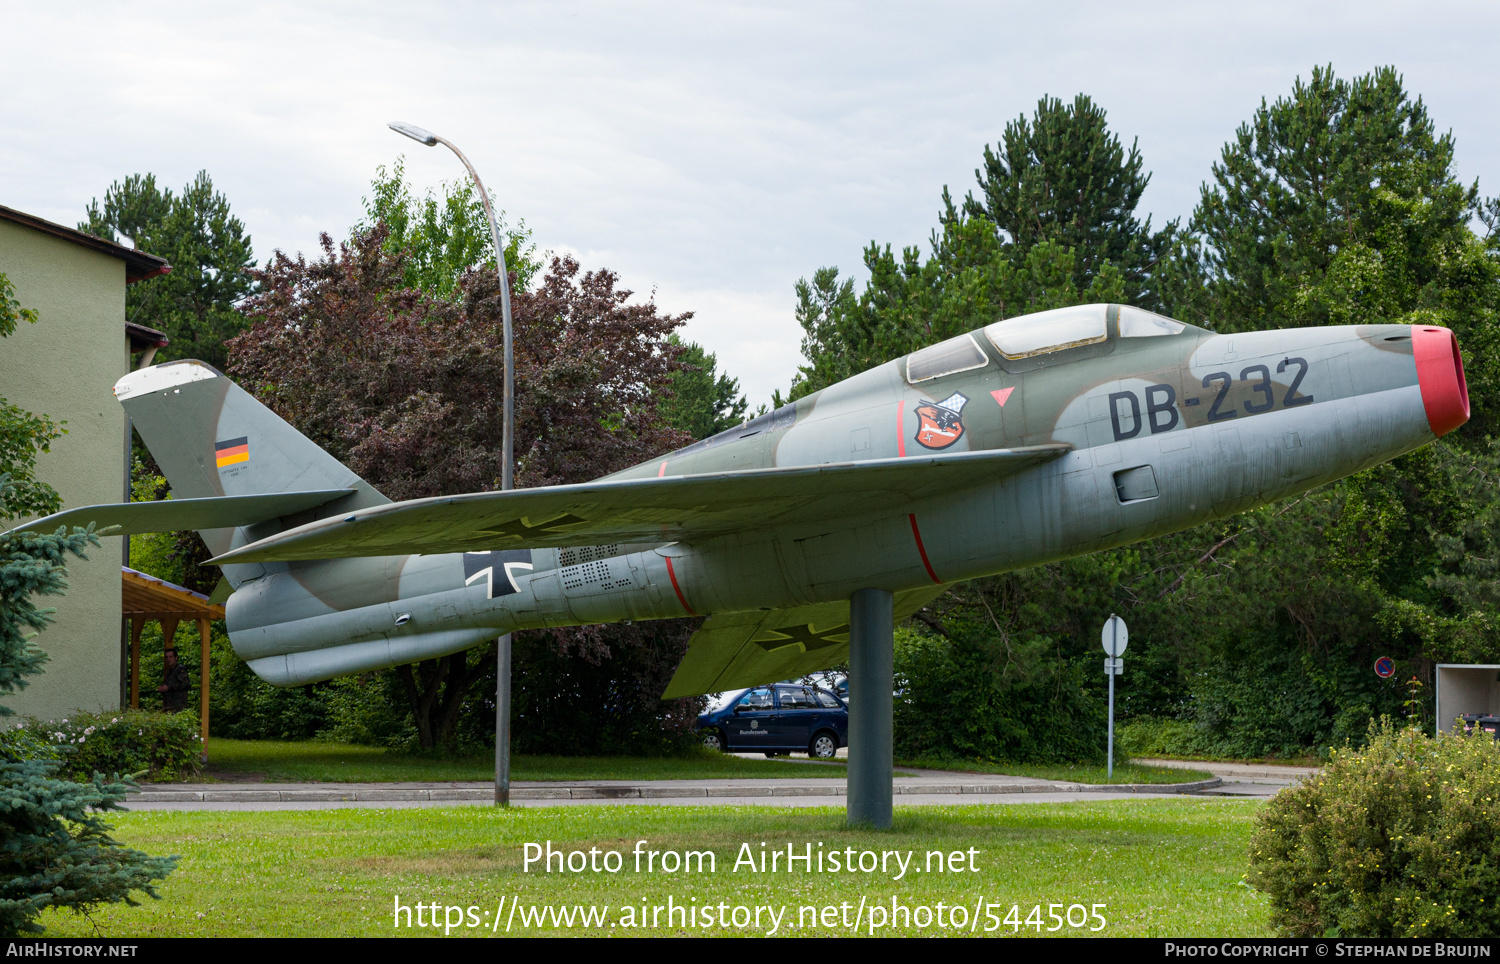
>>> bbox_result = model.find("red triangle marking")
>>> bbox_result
[990,387,1015,407]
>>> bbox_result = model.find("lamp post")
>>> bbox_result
[388,121,516,806]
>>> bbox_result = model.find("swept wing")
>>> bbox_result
[207,445,1071,564]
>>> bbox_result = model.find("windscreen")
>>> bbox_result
[984,304,1109,359]
[1117,306,1185,338]
[906,333,990,383]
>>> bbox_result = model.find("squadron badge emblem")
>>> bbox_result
[913,392,970,449]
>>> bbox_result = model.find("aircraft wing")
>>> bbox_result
[7,489,355,536]
[206,445,1070,564]
[660,584,949,698]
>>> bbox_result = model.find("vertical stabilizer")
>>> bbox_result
[114,360,388,585]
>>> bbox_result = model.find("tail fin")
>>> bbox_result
[114,360,388,585]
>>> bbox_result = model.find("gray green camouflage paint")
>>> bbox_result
[14,303,1468,698]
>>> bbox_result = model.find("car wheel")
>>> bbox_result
[809,731,838,760]
[702,730,724,752]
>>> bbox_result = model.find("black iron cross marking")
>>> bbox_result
[463,548,534,599]
[752,623,851,654]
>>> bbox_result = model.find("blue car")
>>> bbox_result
[697,682,848,759]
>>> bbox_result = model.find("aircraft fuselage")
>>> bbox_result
[223,305,1467,688]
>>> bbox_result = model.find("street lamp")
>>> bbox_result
[388,121,516,806]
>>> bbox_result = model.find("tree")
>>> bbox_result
[79,171,255,370]
[659,335,748,439]
[228,228,700,748]
[959,93,1176,306]
[0,294,173,937]
[785,94,1158,400]
[354,156,540,300]
[787,74,1500,761]
[1193,64,1500,436]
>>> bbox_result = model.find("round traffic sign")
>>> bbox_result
[1374,656,1395,679]
[1101,615,1128,657]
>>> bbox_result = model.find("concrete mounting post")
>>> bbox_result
[847,587,894,828]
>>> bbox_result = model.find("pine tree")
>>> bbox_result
[960,93,1176,306]
[785,93,1153,400]
[659,335,749,439]
[1193,65,1500,436]
[79,171,255,370]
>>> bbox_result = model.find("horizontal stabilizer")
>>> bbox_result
[7,489,354,537]
[661,584,949,698]
[208,445,1071,564]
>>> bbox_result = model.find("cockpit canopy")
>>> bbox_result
[906,303,1190,383]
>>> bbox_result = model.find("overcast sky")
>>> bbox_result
[3,1,1496,406]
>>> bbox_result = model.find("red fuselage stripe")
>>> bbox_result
[658,461,668,477]
[664,556,697,615]
[896,401,906,457]
[909,513,941,584]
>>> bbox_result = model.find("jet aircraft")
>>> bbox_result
[13,302,1470,824]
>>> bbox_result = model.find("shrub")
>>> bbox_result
[20,710,202,783]
[1247,720,1500,937]
[1116,716,1215,760]
[893,626,1105,764]
[209,634,330,741]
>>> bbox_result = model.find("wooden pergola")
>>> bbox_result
[122,567,224,760]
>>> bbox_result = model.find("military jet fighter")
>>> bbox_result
[13,303,1468,821]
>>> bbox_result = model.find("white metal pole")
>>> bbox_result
[1107,620,1116,780]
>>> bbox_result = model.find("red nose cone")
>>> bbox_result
[1412,325,1469,437]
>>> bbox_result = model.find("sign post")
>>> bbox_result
[1101,615,1128,779]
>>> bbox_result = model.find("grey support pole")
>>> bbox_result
[847,587,894,829]
[387,122,518,808]
[495,633,512,806]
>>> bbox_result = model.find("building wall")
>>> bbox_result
[0,218,128,720]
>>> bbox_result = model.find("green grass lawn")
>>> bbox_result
[38,800,1270,937]
[899,759,1217,785]
[199,739,851,783]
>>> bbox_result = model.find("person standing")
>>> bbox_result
[158,648,191,713]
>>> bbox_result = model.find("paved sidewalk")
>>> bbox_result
[1133,758,1317,797]
[126,770,1227,811]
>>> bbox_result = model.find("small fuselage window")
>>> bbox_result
[1117,306,1186,338]
[984,304,1109,359]
[906,333,990,383]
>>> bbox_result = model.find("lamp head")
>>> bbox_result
[387,121,438,146]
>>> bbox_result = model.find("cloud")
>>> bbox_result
[4,1,1496,393]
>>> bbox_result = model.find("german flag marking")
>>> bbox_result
[214,437,249,468]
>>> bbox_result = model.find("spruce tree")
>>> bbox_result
[0,278,175,936]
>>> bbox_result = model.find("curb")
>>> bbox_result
[128,777,1222,803]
